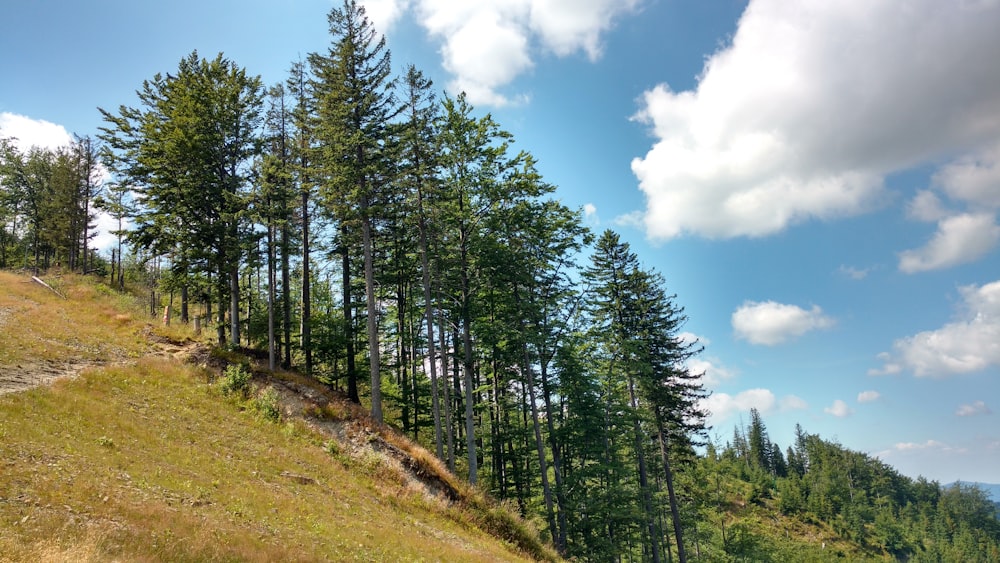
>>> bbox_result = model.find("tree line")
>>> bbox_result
[1,1,709,560]
[690,409,1000,560]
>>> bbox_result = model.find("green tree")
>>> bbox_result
[100,50,264,345]
[309,0,398,421]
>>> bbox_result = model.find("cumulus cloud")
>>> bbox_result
[687,357,736,388]
[0,112,73,152]
[824,399,854,418]
[956,401,992,417]
[934,142,1000,209]
[630,0,1000,240]
[702,388,774,422]
[857,390,881,403]
[732,300,834,346]
[700,388,807,425]
[873,280,1000,377]
[412,0,640,106]
[359,0,411,34]
[898,213,1000,273]
[582,202,599,224]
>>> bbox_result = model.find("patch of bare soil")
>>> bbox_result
[263,374,463,505]
[0,360,104,396]
[0,332,207,396]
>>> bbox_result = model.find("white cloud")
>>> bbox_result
[824,399,854,418]
[857,390,881,403]
[677,331,705,347]
[898,213,1000,273]
[907,190,950,223]
[838,264,871,280]
[701,388,775,422]
[956,400,992,417]
[359,0,410,34]
[732,300,834,346]
[687,357,736,388]
[527,0,641,59]
[0,112,73,152]
[612,210,644,229]
[890,439,952,453]
[413,0,640,106]
[780,395,808,411]
[582,202,599,224]
[630,0,1000,240]
[874,280,1000,377]
[934,142,1000,209]
[700,388,806,425]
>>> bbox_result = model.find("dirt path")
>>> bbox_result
[0,337,206,396]
[0,360,106,395]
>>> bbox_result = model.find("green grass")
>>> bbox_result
[0,272,557,562]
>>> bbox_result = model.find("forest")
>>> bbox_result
[1,1,998,561]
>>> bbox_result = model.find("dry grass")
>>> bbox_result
[0,272,149,365]
[0,271,554,561]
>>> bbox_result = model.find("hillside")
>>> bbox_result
[0,272,557,562]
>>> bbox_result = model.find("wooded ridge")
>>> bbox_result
[2,1,999,560]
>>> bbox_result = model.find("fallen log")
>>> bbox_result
[31,276,67,300]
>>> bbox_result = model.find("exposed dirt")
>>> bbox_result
[0,360,105,395]
[0,332,207,396]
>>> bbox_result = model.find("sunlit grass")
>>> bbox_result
[0,272,554,561]
[0,272,150,364]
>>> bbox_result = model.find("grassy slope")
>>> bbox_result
[0,272,554,562]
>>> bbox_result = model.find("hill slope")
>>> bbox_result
[0,272,556,561]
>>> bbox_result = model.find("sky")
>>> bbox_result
[2,0,1000,484]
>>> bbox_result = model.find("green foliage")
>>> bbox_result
[220,364,252,398]
[709,418,1000,561]
[253,387,281,422]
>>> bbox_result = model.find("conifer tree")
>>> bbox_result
[309,0,398,422]
[100,51,264,345]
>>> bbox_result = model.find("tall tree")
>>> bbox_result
[287,60,314,375]
[310,0,398,422]
[398,64,445,457]
[100,51,264,345]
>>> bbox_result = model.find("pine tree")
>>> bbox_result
[100,51,264,345]
[309,0,398,421]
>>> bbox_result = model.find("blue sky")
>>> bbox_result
[3,0,1000,484]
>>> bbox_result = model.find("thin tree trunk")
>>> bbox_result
[629,374,661,563]
[418,214,442,458]
[439,305,455,471]
[281,220,292,369]
[360,192,382,423]
[301,184,312,375]
[267,218,277,370]
[658,421,688,563]
[342,226,359,403]
[229,264,240,348]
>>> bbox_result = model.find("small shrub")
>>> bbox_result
[219,364,251,398]
[253,387,281,422]
[96,435,115,448]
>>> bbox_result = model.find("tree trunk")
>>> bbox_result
[421,226,443,457]
[267,218,277,370]
[360,192,382,423]
[342,225,359,403]
[658,421,688,563]
[281,220,292,369]
[629,374,661,563]
[301,184,312,375]
[229,264,240,348]
[439,303,455,471]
